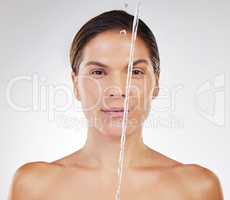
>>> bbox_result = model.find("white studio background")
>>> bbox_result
[0,0,229,199]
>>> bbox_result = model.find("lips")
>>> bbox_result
[101,107,129,112]
[101,107,129,118]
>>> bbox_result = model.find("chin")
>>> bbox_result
[98,121,138,139]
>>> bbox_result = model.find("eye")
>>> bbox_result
[132,69,144,76]
[90,69,106,77]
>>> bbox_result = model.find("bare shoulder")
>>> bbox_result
[172,163,224,199]
[8,161,63,200]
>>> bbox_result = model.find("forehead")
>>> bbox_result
[82,30,151,64]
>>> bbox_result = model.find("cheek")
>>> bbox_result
[131,77,154,114]
[79,77,101,112]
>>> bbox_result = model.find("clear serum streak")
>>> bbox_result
[115,1,141,200]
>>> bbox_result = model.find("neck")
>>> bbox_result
[79,125,149,171]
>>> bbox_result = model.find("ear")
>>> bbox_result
[71,71,81,101]
[152,85,160,99]
[152,76,160,99]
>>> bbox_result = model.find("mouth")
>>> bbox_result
[101,107,130,118]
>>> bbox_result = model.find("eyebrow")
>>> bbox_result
[85,59,148,68]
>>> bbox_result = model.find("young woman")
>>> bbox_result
[8,10,223,200]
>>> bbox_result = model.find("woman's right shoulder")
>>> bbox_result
[8,161,62,200]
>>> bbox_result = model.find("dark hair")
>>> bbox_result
[70,10,160,79]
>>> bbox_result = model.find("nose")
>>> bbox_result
[105,73,126,98]
[109,88,125,98]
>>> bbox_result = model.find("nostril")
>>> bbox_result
[109,93,125,98]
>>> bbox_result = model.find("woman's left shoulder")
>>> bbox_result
[172,163,224,199]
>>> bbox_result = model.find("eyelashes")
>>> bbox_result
[132,69,144,75]
[89,68,145,77]
[90,69,105,76]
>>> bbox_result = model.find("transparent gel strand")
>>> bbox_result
[115,1,141,200]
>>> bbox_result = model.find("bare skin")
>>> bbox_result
[8,30,224,200]
[8,150,223,200]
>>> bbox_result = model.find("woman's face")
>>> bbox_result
[72,30,159,138]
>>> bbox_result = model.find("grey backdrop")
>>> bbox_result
[0,0,229,199]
